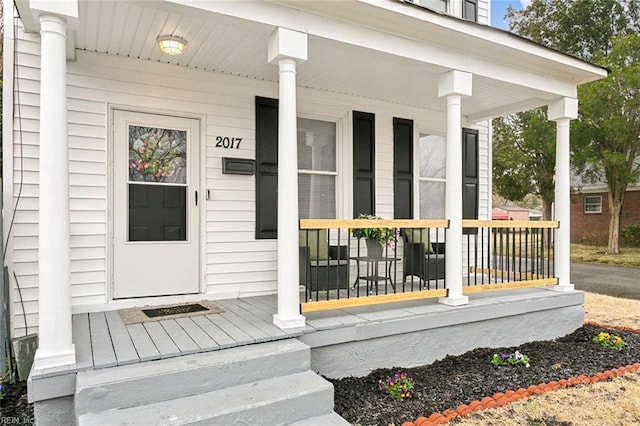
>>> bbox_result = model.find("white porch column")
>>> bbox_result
[268,28,307,329]
[34,14,75,369]
[548,97,578,291]
[438,70,472,306]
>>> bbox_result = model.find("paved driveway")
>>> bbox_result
[571,262,640,300]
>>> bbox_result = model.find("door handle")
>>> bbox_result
[195,190,198,206]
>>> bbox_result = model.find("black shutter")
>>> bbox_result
[393,117,413,219]
[463,0,478,22]
[353,111,376,217]
[255,96,279,239]
[462,128,479,227]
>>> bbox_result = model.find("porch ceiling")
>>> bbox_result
[72,0,582,121]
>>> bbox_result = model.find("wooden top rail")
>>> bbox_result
[463,220,559,229]
[299,219,449,230]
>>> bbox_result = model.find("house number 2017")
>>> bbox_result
[215,136,242,149]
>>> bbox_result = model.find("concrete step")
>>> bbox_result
[77,370,335,426]
[288,412,351,425]
[75,339,310,416]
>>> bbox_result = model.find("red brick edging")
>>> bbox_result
[583,321,640,334]
[401,322,640,426]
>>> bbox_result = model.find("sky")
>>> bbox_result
[491,0,531,29]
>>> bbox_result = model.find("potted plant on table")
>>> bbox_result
[352,214,398,258]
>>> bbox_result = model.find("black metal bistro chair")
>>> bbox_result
[299,230,349,294]
[402,228,445,288]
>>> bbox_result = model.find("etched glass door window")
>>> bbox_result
[127,125,188,241]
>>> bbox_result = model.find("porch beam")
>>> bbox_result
[548,97,578,291]
[466,98,549,123]
[14,0,79,32]
[438,70,471,306]
[33,13,76,370]
[269,28,307,329]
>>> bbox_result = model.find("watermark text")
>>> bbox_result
[0,417,34,424]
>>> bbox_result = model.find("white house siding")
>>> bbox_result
[7,24,491,336]
[8,24,42,337]
[476,121,490,219]
[477,0,490,26]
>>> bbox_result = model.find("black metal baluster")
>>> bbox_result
[500,228,505,283]
[547,228,552,279]
[480,227,485,285]
[304,229,310,302]
[525,226,529,280]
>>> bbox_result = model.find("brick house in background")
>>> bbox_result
[570,184,640,245]
[492,206,531,221]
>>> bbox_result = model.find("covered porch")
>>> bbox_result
[29,287,584,402]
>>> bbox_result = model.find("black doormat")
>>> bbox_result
[142,303,209,318]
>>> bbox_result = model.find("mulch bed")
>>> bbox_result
[2,324,638,425]
[1,378,33,423]
[329,324,640,426]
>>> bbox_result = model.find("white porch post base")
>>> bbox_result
[439,294,469,306]
[273,314,306,329]
[550,283,575,292]
[33,345,76,371]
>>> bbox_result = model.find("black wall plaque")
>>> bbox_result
[222,158,255,175]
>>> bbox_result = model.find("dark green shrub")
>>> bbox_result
[622,223,640,247]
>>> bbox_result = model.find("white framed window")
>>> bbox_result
[462,0,478,22]
[297,118,338,219]
[584,195,602,214]
[418,134,446,219]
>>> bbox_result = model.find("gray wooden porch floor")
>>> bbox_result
[71,295,303,372]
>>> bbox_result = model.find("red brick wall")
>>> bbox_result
[507,211,530,221]
[571,189,640,245]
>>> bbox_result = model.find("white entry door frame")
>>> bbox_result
[111,110,201,299]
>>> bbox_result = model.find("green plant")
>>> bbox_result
[352,214,398,245]
[378,371,414,399]
[622,223,640,247]
[491,350,530,367]
[593,332,626,351]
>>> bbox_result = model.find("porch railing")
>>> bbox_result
[299,219,559,312]
[299,219,448,311]
[463,220,558,292]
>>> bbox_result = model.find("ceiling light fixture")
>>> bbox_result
[156,35,187,56]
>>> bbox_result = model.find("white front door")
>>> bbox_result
[112,110,200,298]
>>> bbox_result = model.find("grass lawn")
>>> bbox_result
[571,244,640,267]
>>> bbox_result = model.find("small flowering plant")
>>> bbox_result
[352,214,399,246]
[491,350,530,367]
[593,332,626,351]
[378,371,414,399]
